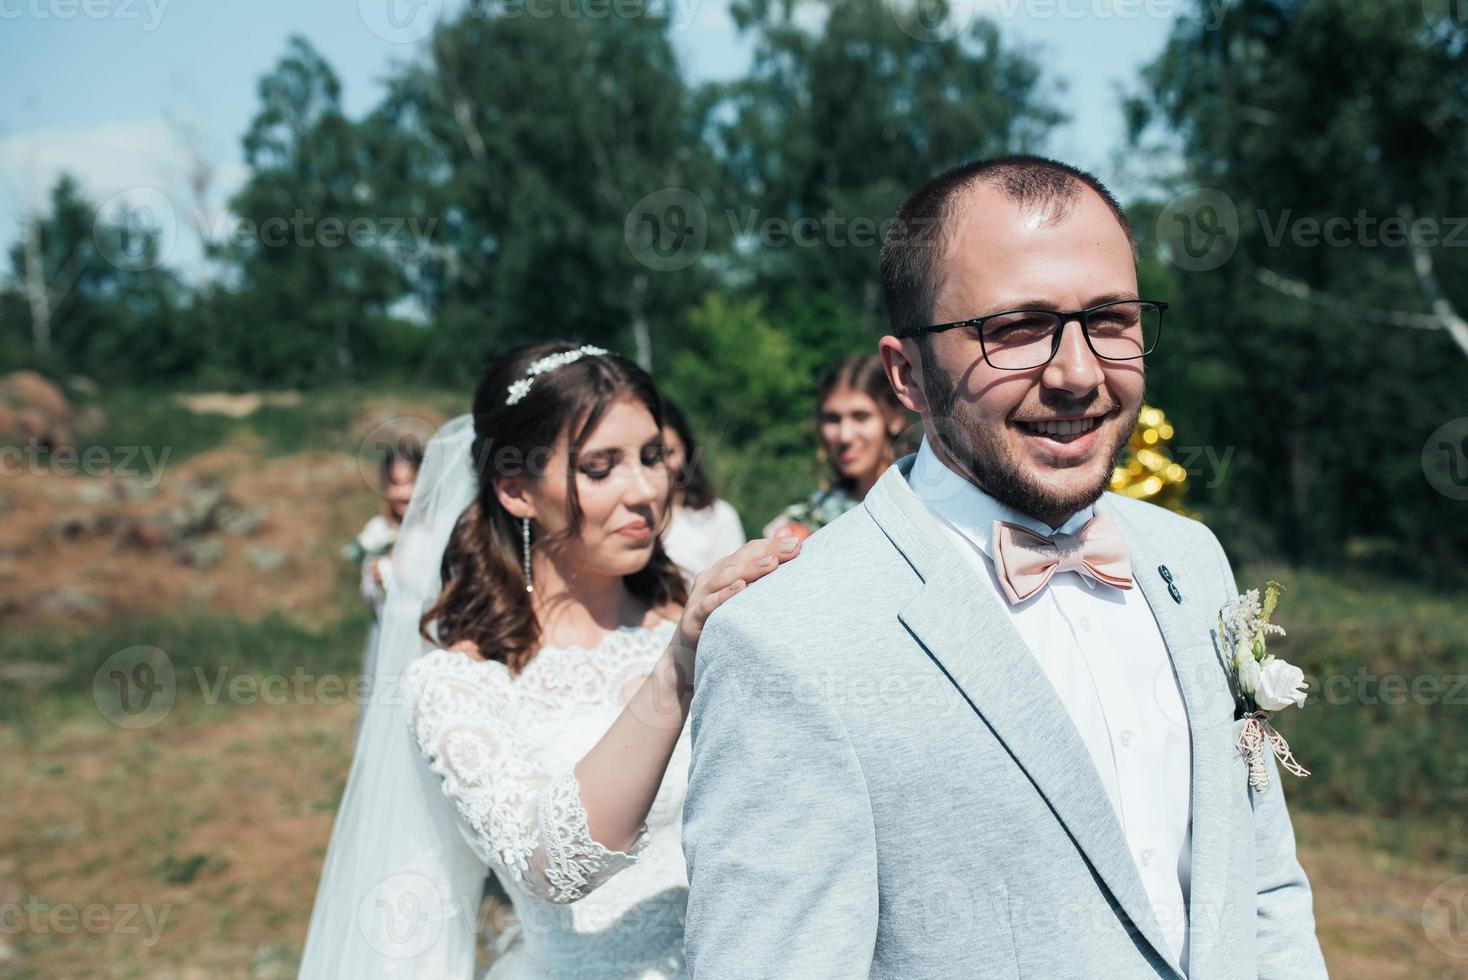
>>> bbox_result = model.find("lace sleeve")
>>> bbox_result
[405,654,649,905]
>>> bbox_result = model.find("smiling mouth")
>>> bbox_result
[1016,416,1106,439]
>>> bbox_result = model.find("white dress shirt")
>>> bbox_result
[907,438,1194,971]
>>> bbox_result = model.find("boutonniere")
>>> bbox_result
[1217,580,1311,793]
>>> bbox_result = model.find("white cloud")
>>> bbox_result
[0,117,249,281]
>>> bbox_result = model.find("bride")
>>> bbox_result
[300,341,799,978]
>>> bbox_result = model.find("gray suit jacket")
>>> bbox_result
[683,458,1327,979]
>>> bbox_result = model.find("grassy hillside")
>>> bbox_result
[1,387,1463,976]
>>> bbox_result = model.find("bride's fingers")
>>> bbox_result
[680,537,803,647]
[698,576,747,618]
[692,537,801,620]
[701,536,801,596]
[733,535,801,585]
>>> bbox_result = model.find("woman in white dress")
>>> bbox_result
[300,341,799,979]
[763,353,909,540]
[656,398,746,583]
[350,438,423,687]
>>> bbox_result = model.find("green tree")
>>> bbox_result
[708,0,1064,332]
[1128,0,1468,580]
[0,175,191,383]
[661,293,825,529]
[225,36,407,383]
[362,1,718,381]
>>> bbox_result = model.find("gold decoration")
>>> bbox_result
[1110,405,1189,514]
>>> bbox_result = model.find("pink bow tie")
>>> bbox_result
[991,513,1134,605]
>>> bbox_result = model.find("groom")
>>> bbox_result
[682,156,1327,979]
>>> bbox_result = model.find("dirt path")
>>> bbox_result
[1,699,1461,978]
[0,447,370,631]
[1,699,354,978]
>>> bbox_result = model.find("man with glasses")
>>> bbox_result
[683,155,1326,979]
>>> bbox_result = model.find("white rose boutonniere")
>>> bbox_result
[1218,580,1312,793]
[1256,658,1309,712]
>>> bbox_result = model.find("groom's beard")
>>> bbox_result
[919,343,1137,529]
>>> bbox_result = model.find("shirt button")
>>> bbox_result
[1140,848,1155,866]
[1119,729,1134,747]
[1078,616,1092,633]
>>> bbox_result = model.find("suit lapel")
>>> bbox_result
[865,466,1183,978]
[1101,499,1237,977]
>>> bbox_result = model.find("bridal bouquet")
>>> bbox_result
[1218,581,1311,793]
[765,487,858,541]
[343,520,398,563]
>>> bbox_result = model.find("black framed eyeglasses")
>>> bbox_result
[899,299,1167,371]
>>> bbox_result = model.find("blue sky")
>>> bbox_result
[0,0,1179,280]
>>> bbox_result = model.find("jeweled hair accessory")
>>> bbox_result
[505,345,610,406]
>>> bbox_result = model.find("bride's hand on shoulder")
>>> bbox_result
[676,535,801,655]
[640,537,799,728]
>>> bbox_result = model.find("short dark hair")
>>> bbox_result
[878,154,1137,340]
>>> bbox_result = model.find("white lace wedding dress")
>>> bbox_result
[404,618,689,979]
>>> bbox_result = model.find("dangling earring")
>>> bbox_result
[521,517,534,593]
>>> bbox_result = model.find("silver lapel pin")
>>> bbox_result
[1158,565,1183,604]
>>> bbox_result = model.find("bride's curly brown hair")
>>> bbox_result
[421,341,687,674]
